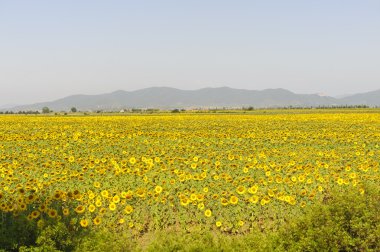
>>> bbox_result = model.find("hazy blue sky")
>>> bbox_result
[0,0,379,106]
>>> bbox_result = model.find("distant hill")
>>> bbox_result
[0,103,20,110]
[339,89,380,106]
[3,87,379,111]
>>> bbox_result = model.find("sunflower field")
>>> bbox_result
[0,111,379,251]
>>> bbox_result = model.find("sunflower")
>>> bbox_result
[268,189,275,197]
[337,178,344,185]
[216,221,222,227]
[349,172,357,179]
[249,195,259,204]
[196,194,204,201]
[190,193,197,201]
[53,191,61,200]
[236,186,246,195]
[124,205,133,214]
[300,201,307,208]
[121,191,127,198]
[89,204,96,212]
[95,200,102,207]
[129,157,136,165]
[263,195,270,203]
[31,210,40,219]
[154,186,163,194]
[136,189,145,198]
[75,205,86,214]
[359,188,365,195]
[19,203,27,211]
[229,195,239,205]
[47,209,58,218]
[39,204,47,212]
[26,194,36,203]
[204,209,212,217]
[109,202,116,211]
[63,208,70,216]
[124,191,133,200]
[93,216,101,225]
[101,190,109,198]
[289,197,296,205]
[197,203,204,210]
[275,176,283,184]
[88,192,95,200]
[112,195,120,203]
[73,189,80,197]
[80,219,89,228]
[220,197,229,206]
[180,198,189,206]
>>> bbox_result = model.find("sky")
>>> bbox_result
[0,0,379,106]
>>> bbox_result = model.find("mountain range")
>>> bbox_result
[3,87,380,111]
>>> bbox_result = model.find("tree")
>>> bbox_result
[71,107,77,113]
[42,107,50,114]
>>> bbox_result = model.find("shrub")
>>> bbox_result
[275,183,380,251]
[0,213,38,250]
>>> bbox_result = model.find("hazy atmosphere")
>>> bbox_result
[1,0,379,106]
[1,2,380,251]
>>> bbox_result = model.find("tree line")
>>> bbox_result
[0,104,378,115]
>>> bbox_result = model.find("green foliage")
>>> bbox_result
[41,107,50,114]
[144,229,271,252]
[274,183,380,252]
[1,184,379,251]
[34,222,77,252]
[74,229,136,252]
[0,213,37,250]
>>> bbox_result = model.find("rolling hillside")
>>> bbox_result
[3,87,379,111]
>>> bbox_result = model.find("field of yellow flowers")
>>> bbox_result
[0,111,379,250]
